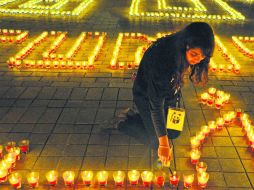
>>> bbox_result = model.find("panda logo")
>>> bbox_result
[170,112,181,124]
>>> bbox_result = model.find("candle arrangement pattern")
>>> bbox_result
[0,29,28,43]
[200,87,231,109]
[0,0,94,18]
[232,36,254,59]
[129,0,245,21]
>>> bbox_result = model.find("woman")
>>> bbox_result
[119,22,215,166]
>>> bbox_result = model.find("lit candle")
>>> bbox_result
[196,162,207,173]
[201,92,209,104]
[219,64,225,72]
[4,152,16,168]
[0,168,8,183]
[97,171,108,186]
[9,172,22,189]
[141,171,153,187]
[190,136,200,149]
[119,62,125,69]
[247,132,254,146]
[215,99,223,109]
[27,172,39,188]
[5,141,16,152]
[81,171,93,186]
[223,93,230,104]
[234,64,240,73]
[197,172,209,188]
[0,145,2,158]
[0,160,12,174]
[63,171,75,186]
[235,108,243,118]
[10,147,21,161]
[113,171,125,186]
[190,149,201,164]
[201,125,210,137]
[223,114,231,125]
[18,139,29,154]
[208,87,216,96]
[228,111,236,120]
[128,170,140,185]
[207,96,214,106]
[216,117,224,130]
[183,174,194,188]
[196,131,205,144]
[208,121,216,132]
[46,170,58,186]
[169,171,180,186]
[216,90,224,98]
[154,171,165,187]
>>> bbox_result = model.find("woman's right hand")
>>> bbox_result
[158,145,172,166]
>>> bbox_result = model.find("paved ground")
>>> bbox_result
[0,0,254,189]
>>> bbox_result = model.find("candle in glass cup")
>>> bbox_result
[190,136,200,149]
[201,125,210,137]
[63,171,75,186]
[0,168,8,183]
[0,145,3,158]
[215,99,223,109]
[113,171,125,186]
[223,114,231,125]
[201,92,209,104]
[223,93,230,103]
[10,147,20,161]
[235,108,242,118]
[141,171,153,187]
[154,171,165,187]
[5,141,16,152]
[81,171,93,186]
[18,140,29,154]
[208,121,216,132]
[119,62,125,69]
[207,96,214,106]
[4,152,16,168]
[196,162,207,173]
[46,170,58,186]
[216,90,224,98]
[208,87,216,96]
[27,172,39,188]
[196,131,205,144]
[128,170,140,185]
[228,111,236,120]
[9,172,22,189]
[216,117,224,130]
[0,160,12,174]
[97,171,108,186]
[197,171,209,188]
[190,149,201,164]
[169,171,180,186]
[183,174,194,188]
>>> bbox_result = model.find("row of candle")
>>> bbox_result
[19,0,68,10]
[0,29,22,35]
[239,112,254,150]
[232,36,254,59]
[2,170,209,189]
[209,60,240,73]
[158,0,206,12]
[213,35,240,73]
[0,31,28,44]
[200,87,230,109]
[129,0,245,21]
[1,140,30,157]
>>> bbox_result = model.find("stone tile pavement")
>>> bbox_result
[0,0,254,189]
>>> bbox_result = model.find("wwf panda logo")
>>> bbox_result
[170,112,181,124]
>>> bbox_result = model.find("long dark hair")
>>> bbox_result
[177,22,215,86]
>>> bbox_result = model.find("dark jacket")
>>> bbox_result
[133,32,186,137]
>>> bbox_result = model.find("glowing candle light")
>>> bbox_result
[215,99,223,109]
[113,171,125,186]
[154,171,165,187]
[196,161,207,173]
[18,140,29,154]
[235,108,243,118]
[128,170,140,185]
[63,171,75,186]
[219,64,225,72]
[196,131,205,144]
[9,172,22,189]
[228,111,236,120]
[0,168,8,183]
[46,170,58,186]
[201,125,210,137]
[141,171,153,187]
[208,121,216,132]
[4,152,16,168]
[201,92,209,104]
[0,160,12,174]
[223,114,231,125]
[207,96,214,106]
[197,172,209,189]
[27,172,39,188]
[5,141,16,152]
[215,117,224,130]
[208,87,216,96]
[169,171,180,187]
[97,171,108,186]
[9,147,20,161]
[183,174,194,188]
[0,145,2,158]
[190,149,201,164]
[223,93,231,104]
[234,64,240,73]
[119,62,125,69]
[216,90,224,98]
[190,136,200,149]
[81,171,93,186]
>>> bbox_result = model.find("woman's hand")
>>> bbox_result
[158,145,172,166]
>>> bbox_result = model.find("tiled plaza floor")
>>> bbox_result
[0,0,254,189]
